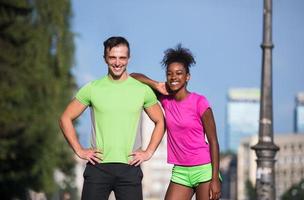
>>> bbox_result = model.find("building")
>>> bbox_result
[295,92,304,133]
[226,88,260,152]
[74,156,86,199]
[237,134,304,200]
[220,153,237,200]
[140,110,172,200]
[237,136,258,200]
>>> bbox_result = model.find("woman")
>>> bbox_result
[131,44,221,200]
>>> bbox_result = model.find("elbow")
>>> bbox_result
[159,119,166,133]
[209,141,220,151]
[58,114,67,129]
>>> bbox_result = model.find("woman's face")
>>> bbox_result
[166,62,190,92]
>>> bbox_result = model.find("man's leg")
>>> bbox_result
[113,164,143,200]
[81,163,114,200]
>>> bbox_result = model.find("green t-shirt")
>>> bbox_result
[76,75,157,164]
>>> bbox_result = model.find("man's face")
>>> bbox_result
[105,45,129,80]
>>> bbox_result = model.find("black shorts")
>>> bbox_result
[81,163,143,200]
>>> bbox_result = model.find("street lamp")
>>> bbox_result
[251,0,280,199]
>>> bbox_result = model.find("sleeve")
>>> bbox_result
[75,82,92,106]
[143,85,158,108]
[198,95,211,117]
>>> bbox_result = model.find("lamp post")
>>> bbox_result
[251,0,280,199]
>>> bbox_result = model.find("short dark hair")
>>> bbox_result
[161,44,196,74]
[103,36,130,57]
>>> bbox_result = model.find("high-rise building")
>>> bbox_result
[237,134,304,200]
[226,88,260,152]
[295,92,304,133]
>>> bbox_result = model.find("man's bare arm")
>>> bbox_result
[59,99,102,164]
[130,73,168,95]
[129,103,165,166]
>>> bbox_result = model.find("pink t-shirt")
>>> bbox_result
[160,92,211,166]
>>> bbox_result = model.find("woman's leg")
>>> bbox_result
[194,181,210,200]
[165,181,194,200]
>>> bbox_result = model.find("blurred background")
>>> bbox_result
[0,0,303,199]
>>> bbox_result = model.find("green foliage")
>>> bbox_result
[281,179,304,200]
[245,179,256,200]
[0,0,76,198]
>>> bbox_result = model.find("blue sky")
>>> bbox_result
[71,0,304,151]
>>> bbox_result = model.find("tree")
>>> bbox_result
[245,179,256,200]
[0,0,76,198]
[281,179,304,200]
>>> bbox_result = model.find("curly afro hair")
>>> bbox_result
[161,44,196,74]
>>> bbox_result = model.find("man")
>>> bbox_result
[59,36,165,200]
